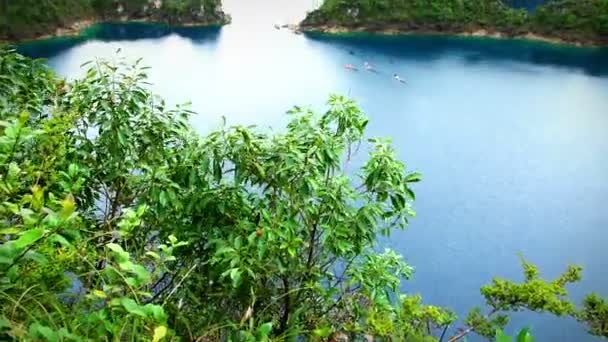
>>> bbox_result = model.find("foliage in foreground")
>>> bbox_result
[302,0,608,44]
[0,48,607,341]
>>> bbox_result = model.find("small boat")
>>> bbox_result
[274,23,281,30]
[344,64,358,71]
[393,74,407,84]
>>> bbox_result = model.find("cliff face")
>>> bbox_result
[94,0,229,25]
[300,0,608,46]
[0,0,230,42]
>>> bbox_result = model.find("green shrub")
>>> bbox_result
[1,48,607,340]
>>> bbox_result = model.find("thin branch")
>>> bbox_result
[279,276,291,334]
[448,309,498,342]
[162,263,197,306]
[447,327,474,342]
[330,256,356,289]
[306,222,318,270]
[439,324,450,342]
[1,238,41,274]
[318,284,362,317]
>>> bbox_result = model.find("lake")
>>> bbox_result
[16,0,608,340]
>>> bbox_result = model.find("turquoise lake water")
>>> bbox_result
[15,1,608,340]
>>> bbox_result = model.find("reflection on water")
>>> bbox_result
[17,23,222,59]
[87,23,222,42]
[306,32,608,77]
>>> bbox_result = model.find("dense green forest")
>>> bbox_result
[301,0,608,45]
[1,48,607,341]
[0,0,229,41]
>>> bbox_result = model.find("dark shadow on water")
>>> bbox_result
[86,22,222,43]
[16,37,87,60]
[305,32,608,77]
[504,0,547,10]
[17,23,222,59]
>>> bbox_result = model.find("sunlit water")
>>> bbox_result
[16,0,608,340]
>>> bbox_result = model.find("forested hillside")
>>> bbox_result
[301,0,608,46]
[1,47,607,341]
[0,0,229,41]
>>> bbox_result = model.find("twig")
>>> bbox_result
[448,309,497,342]
[439,324,450,342]
[162,263,197,306]
[448,327,474,342]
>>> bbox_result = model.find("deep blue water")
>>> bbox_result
[15,1,608,340]
[504,0,547,10]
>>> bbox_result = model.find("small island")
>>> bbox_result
[0,0,231,42]
[300,0,608,47]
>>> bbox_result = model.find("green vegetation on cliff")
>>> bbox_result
[530,0,608,42]
[0,0,229,41]
[1,47,608,341]
[302,0,608,45]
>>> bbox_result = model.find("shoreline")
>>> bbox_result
[1,17,231,45]
[297,24,606,48]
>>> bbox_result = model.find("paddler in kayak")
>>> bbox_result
[344,64,358,71]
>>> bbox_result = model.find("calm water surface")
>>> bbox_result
[17,0,608,340]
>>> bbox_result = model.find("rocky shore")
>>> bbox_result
[298,23,607,48]
[4,16,230,44]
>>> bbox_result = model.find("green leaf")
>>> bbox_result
[405,172,422,183]
[131,264,150,283]
[49,234,71,247]
[107,243,131,264]
[92,290,107,298]
[313,326,332,338]
[0,228,20,235]
[107,243,125,254]
[68,163,79,177]
[29,323,58,342]
[118,128,127,146]
[495,330,512,342]
[24,251,48,264]
[216,246,235,255]
[159,191,168,207]
[152,326,167,342]
[118,261,134,271]
[145,251,161,260]
[144,304,167,322]
[405,187,416,200]
[230,268,241,288]
[257,322,273,337]
[14,228,44,250]
[253,163,266,178]
[0,316,9,330]
[517,328,534,342]
[120,298,146,317]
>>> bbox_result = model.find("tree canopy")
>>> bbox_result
[302,0,608,46]
[0,0,229,41]
[0,48,607,341]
